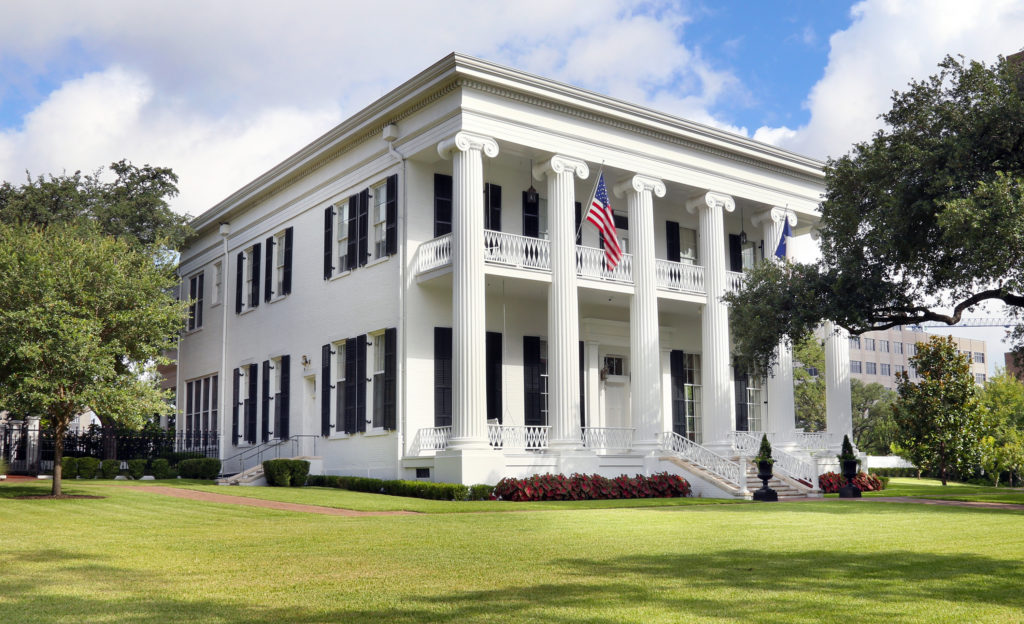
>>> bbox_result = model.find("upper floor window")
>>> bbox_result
[187,271,204,331]
[850,360,862,374]
[325,174,397,279]
[976,373,987,384]
[974,351,985,363]
[893,341,903,354]
[865,361,877,375]
[880,363,891,376]
[372,181,388,260]
[907,343,917,356]
[849,336,861,349]
[336,201,349,272]
[879,340,889,353]
[864,338,875,351]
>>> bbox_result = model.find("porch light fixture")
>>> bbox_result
[526,159,539,204]
[739,205,747,245]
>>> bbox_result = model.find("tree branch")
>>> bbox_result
[849,289,1024,334]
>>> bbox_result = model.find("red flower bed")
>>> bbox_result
[492,472,691,501]
[818,471,885,493]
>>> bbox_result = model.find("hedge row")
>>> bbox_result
[868,467,919,478]
[818,471,887,494]
[262,459,310,487]
[57,456,220,480]
[305,475,495,501]
[493,472,692,501]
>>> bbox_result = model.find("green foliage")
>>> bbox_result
[725,55,1024,371]
[262,459,308,487]
[177,458,221,480]
[792,335,826,431]
[469,484,495,501]
[755,434,773,463]
[61,456,79,479]
[100,459,120,479]
[77,457,100,479]
[287,460,309,487]
[851,379,899,455]
[161,451,206,466]
[894,336,985,485]
[977,371,1024,486]
[0,458,7,475]
[126,459,147,480]
[838,434,857,461]
[868,467,919,478]
[382,480,470,501]
[150,458,176,480]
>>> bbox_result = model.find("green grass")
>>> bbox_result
[861,478,1024,504]
[1,480,1023,623]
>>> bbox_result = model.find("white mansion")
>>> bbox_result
[176,53,855,498]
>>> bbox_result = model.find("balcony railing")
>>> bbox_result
[726,271,744,293]
[484,230,550,271]
[655,259,704,294]
[576,245,633,284]
[417,234,451,273]
[414,425,638,454]
[581,427,634,451]
[487,424,550,450]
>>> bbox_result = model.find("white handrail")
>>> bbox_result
[415,426,451,452]
[417,234,452,273]
[659,431,743,488]
[726,270,744,293]
[730,430,818,487]
[576,245,633,284]
[581,427,634,450]
[655,259,705,294]
[484,230,550,271]
[489,424,550,450]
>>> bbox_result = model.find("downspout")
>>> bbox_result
[218,223,231,462]
[385,124,407,480]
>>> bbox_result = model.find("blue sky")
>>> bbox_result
[0,0,1021,367]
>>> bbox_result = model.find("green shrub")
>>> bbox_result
[100,459,120,479]
[77,457,100,479]
[868,467,918,478]
[161,451,206,466]
[337,476,385,493]
[469,484,495,500]
[262,459,291,486]
[61,456,79,479]
[178,458,221,480]
[150,458,176,480]
[127,459,146,480]
[0,458,7,476]
[382,480,470,500]
[288,460,310,487]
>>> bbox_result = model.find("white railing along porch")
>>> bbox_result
[416,234,451,273]
[581,427,634,451]
[655,259,704,294]
[484,230,551,271]
[726,270,744,293]
[414,426,451,451]
[729,431,818,487]
[488,424,550,450]
[793,431,836,451]
[658,431,744,489]
[576,245,633,284]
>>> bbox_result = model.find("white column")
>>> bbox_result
[438,131,499,450]
[687,191,735,448]
[824,320,853,450]
[533,155,589,449]
[752,207,798,441]
[615,175,666,452]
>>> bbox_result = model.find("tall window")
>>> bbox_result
[680,227,698,264]
[184,374,217,446]
[212,261,223,306]
[334,341,346,432]
[244,246,256,309]
[373,181,388,260]
[746,376,763,432]
[274,232,287,295]
[683,354,702,443]
[371,331,387,428]
[187,272,204,331]
[336,201,349,272]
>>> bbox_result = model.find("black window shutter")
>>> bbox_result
[261,360,271,442]
[728,234,743,273]
[321,344,332,437]
[196,273,204,328]
[358,189,369,267]
[385,174,398,256]
[356,334,367,431]
[434,327,452,427]
[484,183,501,231]
[383,327,397,430]
[666,221,681,263]
[434,173,452,237]
[522,191,539,238]
[324,206,335,280]
[575,202,582,244]
[486,331,502,423]
[232,368,241,444]
[282,227,293,294]
[264,237,274,302]
[278,355,290,439]
[523,336,543,426]
[346,194,359,270]
[734,370,749,432]
[670,351,686,437]
[235,252,244,314]
[246,363,258,443]
[250,243,261,308]
[344,337,358,433]
[579,341,586,427]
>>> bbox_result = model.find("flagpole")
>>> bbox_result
[574,163,604,244]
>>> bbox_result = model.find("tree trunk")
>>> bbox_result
[52,421,65,497]
[940,466,948,487]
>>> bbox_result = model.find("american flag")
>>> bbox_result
[585,173,623,269]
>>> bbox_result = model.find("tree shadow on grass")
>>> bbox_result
[0,548,1020,623]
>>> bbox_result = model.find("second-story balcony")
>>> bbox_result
[416,230,743,297]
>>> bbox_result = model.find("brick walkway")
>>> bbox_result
[120,486,418,516]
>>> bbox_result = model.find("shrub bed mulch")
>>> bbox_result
[119,486,418,516]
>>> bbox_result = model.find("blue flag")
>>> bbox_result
[774,219,792,259]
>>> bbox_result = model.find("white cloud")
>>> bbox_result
[0,0,743,216]
[756,0,1024,159]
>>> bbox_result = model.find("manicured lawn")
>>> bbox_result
[862,478,1024,504]
[1,480,1022,623]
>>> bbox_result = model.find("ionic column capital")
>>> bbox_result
[752,206,798,229]
[686,191,735,215]
[532,154,589,181]
[437,131,499,160]
[613,174,666,199]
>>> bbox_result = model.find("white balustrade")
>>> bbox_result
[415,426,452,452]
[581,427,634,450]
[726,270,744,293]
[793,431,835,451]
[484,230,551,271]
[416,234,452,273]
[659,431,743,488]
[576,245,633,283]
[730,430,818,488]
[488,424,550,450]
[655,259,705,294]
[727,431,762,456]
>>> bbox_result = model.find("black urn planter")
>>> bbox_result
[838,458,862,498]
[752,459,778,502]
